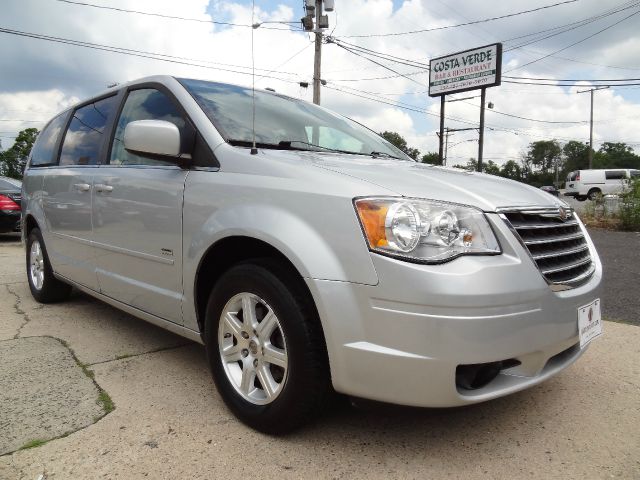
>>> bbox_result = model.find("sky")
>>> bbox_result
[1,0,640,166]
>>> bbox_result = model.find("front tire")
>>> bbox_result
[26,228,72,303]
[204,261,331,434]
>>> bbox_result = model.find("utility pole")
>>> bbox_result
[302,0,333,105]
[442,127,477,166]
[313,0,323,105]
[477,88,486,173]
[438,96,445,164]
[577,86,609,169]
[444,127,451,166]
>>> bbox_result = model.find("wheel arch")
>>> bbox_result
[193,235,320,335]
[24,214,40,237]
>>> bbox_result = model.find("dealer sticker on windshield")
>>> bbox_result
[578,299,602,348]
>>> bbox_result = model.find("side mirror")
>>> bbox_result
[124,120,181,157]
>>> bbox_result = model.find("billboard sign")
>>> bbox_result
[429,43,502,97]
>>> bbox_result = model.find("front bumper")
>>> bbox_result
[307,213,602,407]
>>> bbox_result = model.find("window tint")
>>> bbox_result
[59,96,118,166]
[30,113,67,166]
[605,170,626,180]
[109,89,187,166]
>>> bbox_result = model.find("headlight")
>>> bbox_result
[354,197,501,264]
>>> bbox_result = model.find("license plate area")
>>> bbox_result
[578,299,602,348]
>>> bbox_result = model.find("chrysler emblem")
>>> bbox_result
[558,207,569,221]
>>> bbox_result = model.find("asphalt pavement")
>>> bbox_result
[588,228,640,326]
[0,231,638,479]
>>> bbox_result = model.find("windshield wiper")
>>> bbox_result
[278,140,361,155]
[228,139,402,159]
[227,139,341,153]
[369,151,401,160]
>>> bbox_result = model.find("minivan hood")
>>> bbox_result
[308,155,565,212]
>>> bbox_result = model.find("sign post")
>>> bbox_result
[429,43,502,170]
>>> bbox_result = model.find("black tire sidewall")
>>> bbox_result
[26,228,70,303]
[204,263,327,433]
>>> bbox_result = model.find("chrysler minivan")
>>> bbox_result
[22,76,603,433]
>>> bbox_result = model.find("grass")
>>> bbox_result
[19,439,47,450]
[97,390,115,414]
[53,337,114,414]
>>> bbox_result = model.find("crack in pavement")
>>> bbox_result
[86,342,193,366]
[7,284,32,340]
[0,335,116,459]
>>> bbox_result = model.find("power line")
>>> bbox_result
[336,0,579,38]
[0,27,306,85]
[326,70,427,82]
[503,80,640,86]
[502,0,640,50]
[0,119,44,123]
[507,8,640,72]
[328,38,430,69]
[505,75,640,82]
[54,0,302,30]
[327,1,640,82]
[330,41,428,88]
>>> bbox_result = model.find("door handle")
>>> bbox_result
[95,184,113,193]
[73,183,91,192]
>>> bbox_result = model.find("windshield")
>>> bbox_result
[179,78,410,160]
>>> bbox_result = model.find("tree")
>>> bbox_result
[562,140,590,175]
[0,128,39,179]
[452,158,478,171]
[421,152,439,165]
[525,140,562,174]
[521,140,562,186]
[379,131,420,160]
[483,160,501,176]
[499,160,522,181]
[594,142,640,169]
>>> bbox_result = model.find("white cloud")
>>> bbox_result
[0,0,639,162]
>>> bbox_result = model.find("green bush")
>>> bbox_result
[619,178,640,231]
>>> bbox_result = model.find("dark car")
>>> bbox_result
[0,176,22,233]
[540,185,559,197]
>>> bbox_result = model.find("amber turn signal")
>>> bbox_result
[355,200,389,248]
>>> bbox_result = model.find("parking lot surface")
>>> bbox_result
[0,232,639,479]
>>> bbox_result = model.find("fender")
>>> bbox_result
[181,196,380,332]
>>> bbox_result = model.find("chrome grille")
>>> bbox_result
[502,208,594,286]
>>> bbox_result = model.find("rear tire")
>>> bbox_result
[26,228,72,303]
[587,188,601,201]
[204,260,331,434]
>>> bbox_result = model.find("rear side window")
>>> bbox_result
[59,95,118,166]
[109,89,187,166]
[30,113,67,167]
[631,170,640,178]
[605,170,626,180]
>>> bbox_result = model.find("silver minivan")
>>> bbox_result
[22,76,603,433]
